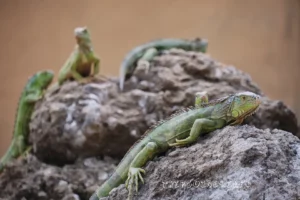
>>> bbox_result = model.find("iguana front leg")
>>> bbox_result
[25,89,44,103]
[125,142,158,200]
[195,91,208,107]
[70,62,84,81]
[169,92,210,147]
[169,118,215,147]
[137,48,158,74]
[91,56,100,76]
[0,138,22,171]
[14,135,32,161]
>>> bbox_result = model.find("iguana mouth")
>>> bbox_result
[240,95,261,119]
[242,104,260,119]
[231,97,261,123]
[229,104,260,125]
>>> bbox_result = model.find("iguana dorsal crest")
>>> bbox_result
[143,95,232,137]
[199,95,232,108]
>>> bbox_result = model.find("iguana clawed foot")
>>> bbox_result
[137,60,151,74]
[125,167,145,199]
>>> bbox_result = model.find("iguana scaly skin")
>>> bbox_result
[119,38,208,91]
[90,91,261,200]
[58,27,100,85]
[0,70,54,172]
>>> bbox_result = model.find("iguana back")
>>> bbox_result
[0,70,54,172]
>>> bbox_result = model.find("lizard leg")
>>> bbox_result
[15,135,31,161]
[195,91,208,107]
[137,48,158,74]
[169,118,215,147]
[70,59,84,81]
[15,135,26,154]
[70,69,84,81]
[125,142,158,200]
[92,56,100,75]
[0,137,24,172]
[24,90,43,103]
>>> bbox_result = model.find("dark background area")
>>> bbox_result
[0,0,299,156]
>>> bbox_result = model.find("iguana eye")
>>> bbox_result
[242,96,246,100]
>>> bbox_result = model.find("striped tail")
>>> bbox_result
[90,172,125,199]
[89,139,148,199]
[89,193,99,200]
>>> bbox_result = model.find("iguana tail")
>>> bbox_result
[0,137,24,172]
[90,140,149,199]
[89,172,125,200]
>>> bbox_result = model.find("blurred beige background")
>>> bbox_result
[0,0,299,156]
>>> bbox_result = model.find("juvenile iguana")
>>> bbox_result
[57,27,100,85]
[0,70,54,172]
[90,91,261,200]
[119,38,208,91]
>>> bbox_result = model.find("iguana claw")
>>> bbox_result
[125,167,145,199]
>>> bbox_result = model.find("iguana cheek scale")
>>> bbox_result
[90,91,261,200]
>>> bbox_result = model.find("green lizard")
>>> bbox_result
[90,91,261,200]
[57,27,100,85]
[119,38,208,91]
[0,70,54,172]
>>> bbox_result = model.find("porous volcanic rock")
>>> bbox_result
[29,49,298,165]
[105,126,300,200]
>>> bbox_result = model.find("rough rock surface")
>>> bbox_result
[0,155,117,200]
[29,49,298,165]
[105,126,300,200]
[0,48,299,200]
[1,126,299,200]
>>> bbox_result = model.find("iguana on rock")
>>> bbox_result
[119,38,208,91]
[0,70,54,172]
[57,27,100,85]
[90,91,261,200]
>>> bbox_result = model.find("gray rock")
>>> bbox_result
[0,155,117,200]
[0,48,299,200]
[105,126,300,200]
[29,49,298,164]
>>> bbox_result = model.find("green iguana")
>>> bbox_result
[57,27,100,85]
[119,38,208,91]
[90,91,261,200]
[0,70,54,172]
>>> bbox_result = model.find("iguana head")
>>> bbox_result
[35,70,54,89]
[190,38,208,53]
[74,27,92,48]
[212,91,261,125]
[228,91,261,124]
